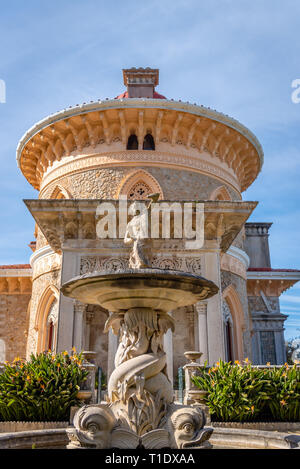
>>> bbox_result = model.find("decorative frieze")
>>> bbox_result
[220,252,247,279]
[80,257,129,275]
[31,248,61,280]
[80,255,202,275]
[0,277,32,294]
[40,150,241,194]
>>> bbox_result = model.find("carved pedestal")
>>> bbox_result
[67,310,213,449]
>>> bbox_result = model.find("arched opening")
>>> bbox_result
[127,134,138,150]
[223,299,234,362]
[210,185,232,201]
[45,298,58,352]
[143,133,155,150]
[117,169,164,200]
[50,185,72,200]
[222,284,245,362]
[35,286,59,353]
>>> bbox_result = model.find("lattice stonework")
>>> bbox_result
[128,181,153,200]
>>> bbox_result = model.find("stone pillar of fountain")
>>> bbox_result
[183,351,211,425]
[196,302,209,364]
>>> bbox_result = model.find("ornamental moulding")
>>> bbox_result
[39,150,241,195]
[30,245,61,281]
[220,252,247,280]
[17,99,263,193]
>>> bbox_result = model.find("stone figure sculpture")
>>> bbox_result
[104,308,174,435]
[64,191,217,449]
[124,193,159,269]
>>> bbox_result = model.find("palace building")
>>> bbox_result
[0,67,299,380]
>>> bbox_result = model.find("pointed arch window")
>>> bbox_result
[143,133,155,150]
[35,286,59,353]
[117,169,164,200]
[209,185,232,201]
[223,299,234,363]
[127,134,138,150]
[128,180,153,200]
[46,298,58,351]
[50,185,72,199]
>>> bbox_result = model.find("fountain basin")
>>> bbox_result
[61,268,219,313]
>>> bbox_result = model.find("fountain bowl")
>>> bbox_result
[61,268,219,313]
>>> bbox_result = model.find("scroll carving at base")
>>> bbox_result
[67,403,213,449]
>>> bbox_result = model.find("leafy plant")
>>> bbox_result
[267,364,300,421]
[192,360,300,422]
[0,351,88,422]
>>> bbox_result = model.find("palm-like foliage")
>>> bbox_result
[192,360,299,422]
[0,351,88,421]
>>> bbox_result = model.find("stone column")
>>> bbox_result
[196,302,208,364]
[163,314,173,383]
[84,311,94,351]
[73,301,86,352]
[56,250,79,353]
[204,250,225,364]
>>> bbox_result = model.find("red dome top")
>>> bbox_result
[115,90,166,100]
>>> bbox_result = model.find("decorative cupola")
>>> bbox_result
[116,67,166,99]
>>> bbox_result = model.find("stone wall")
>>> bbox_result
[0,293,31,363]
[248,296,280,314]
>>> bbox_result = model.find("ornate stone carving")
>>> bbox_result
[103,308,174,435]
[67,405,116,449]
[80,255,202,276]
[32,251,61,281]
[152,256,181,271]
[68,401,212,449]
[152,256,202,275]
[164,404,212,449]
[47,298,58,325]
[221,252,247,280]
[80,257,129,275]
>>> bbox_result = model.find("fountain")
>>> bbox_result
[61,197,219,449]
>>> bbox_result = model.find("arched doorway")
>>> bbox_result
[222,284,245,362]
[35,286,59,353]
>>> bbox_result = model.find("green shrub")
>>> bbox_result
[0,351,88,422]
[267,364,299,421]
[192,360,300,422]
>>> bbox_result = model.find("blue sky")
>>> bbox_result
[0,0,299,340]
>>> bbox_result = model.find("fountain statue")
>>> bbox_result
[62,195,218,449]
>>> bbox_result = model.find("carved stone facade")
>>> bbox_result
[1,67,299,370]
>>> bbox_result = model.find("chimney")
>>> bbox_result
[123,67,159,98]
[244,222,273,268]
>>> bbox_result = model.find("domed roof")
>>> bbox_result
[115,90,167,100]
